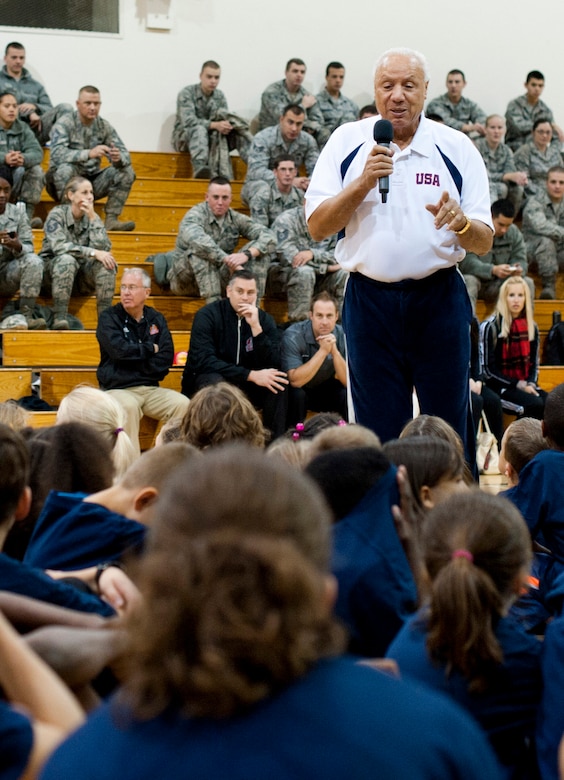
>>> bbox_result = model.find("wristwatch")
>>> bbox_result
[243,249,253,261]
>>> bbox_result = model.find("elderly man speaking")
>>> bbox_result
[305,48,492,458]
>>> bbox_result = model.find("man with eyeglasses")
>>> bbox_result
[96,268,189,452]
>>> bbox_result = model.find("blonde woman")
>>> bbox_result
[57,385,138,478]
[480,276,546,419]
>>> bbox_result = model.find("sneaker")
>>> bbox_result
[0,313,28,330]
[105,217,136,232]
[193,166,211,179]
[52,316,70,330]
[30,217,43,229]
[20,306,46,329]
[540,287,556,300]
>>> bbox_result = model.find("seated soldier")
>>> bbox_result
[460,199,534,310]
[271,205,347,321]
[522,165,564,299]
[257,58,329,149]
[250,154,304,227]
[168,176,275,302]
[0,41,72,146]
[474,115,527,211]
[172,60,252,180]
[242,104,318,205]
[315,62,359,135]
[0,90,44,227]
[426,69,486,136]
[47,85,136,232]
[96,268,190,452]
[505,70,564,152]
[39,175,116,329]
[181,270,288,439]
[281,291,347,426]
[514,118,563,202]
[0,169,44,328]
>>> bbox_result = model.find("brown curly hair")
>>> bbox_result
[181,382,267,449]
[123,444,343,719]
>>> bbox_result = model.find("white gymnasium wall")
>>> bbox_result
[1,0,563,152]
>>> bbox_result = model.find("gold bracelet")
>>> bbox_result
[454,215,472,235]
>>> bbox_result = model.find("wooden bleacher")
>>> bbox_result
[1,148,564,445]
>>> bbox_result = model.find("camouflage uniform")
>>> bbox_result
[474,137,524,211]
[315,87,359,133]
[242,125,318,204]
[168,201,276,301]
[250,179,304,227]
[522,192,564,291]
[0,65,73,145]
[171,84,251,179]
[48,111,135,219]
[0,117,44,219]
[460,223,533,309]
[271,206,347,321]
[40,203,115,319]
[514,139,563,200]
[425,93,486,132]
[257,80,329,148]
[505,95,555,151]
[0,202,43,302]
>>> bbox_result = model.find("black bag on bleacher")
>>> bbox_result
[543,320,564,364]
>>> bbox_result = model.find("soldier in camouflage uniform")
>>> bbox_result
[172,60,252,180]
[0,42,72,146]
[315,62,359,135]
[460,199,534,310]
[426,70,486,137]
[40,175,116,329]
[271,205,347,322]
[258,59,329,149]
[250,154,304,227]
[522,165,564,300]
[505,70,564,152]
[48,86,136,232]
[474,115,527,211]
[0,171,44,327]
[168,176,276,302]
[242,105,318,205]
[514,119,563,201]
[0,91,44,225]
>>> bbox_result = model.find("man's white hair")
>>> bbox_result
[373,48,429,81]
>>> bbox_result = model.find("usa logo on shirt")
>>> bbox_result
[149,324,159,335]
[245,337,254,352]
[416,173,441,186]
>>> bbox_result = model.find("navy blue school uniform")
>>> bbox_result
[23,491,146,570]
[504,450,564,604]
[0,552,114,616]
[537,616,564,780]
[40,656,502,780]
[387,611,543,776]
[331,464,417,657]
[1,701,33,780]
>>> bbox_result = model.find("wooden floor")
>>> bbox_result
[3,148,564,450]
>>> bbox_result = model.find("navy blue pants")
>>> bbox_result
[342,268,474,460]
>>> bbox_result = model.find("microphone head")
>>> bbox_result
[373,119,393,144]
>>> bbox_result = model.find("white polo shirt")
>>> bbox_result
[305,114,493,282]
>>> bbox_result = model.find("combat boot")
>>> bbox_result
[105,215,135,232]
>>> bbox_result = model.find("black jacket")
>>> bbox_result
[96,303,174,390]
[182,298,281,396]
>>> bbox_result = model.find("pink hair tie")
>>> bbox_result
[452,549,473,563]
[292,422,304,441]
[338,419,347,426]
[114,427,124,436]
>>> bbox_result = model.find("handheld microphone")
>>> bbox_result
[373,119,393,203]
